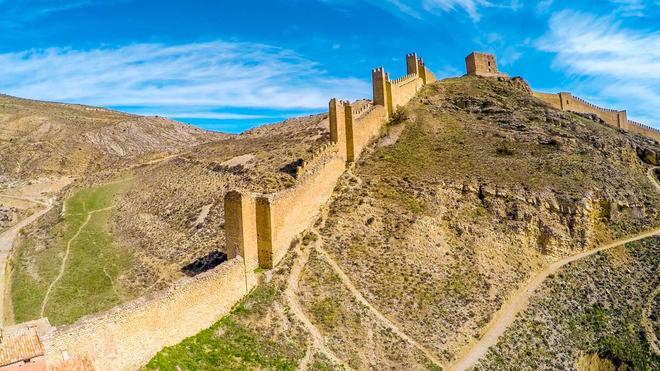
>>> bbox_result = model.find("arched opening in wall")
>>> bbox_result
[181,250,227,277]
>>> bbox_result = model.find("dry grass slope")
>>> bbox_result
[0,94,221,181]
[148,76,660,369]
[475,237,659,370]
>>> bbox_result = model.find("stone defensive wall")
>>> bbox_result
[225,52,436,272]
[627,119,660,139]
[43,257,257,370]
[532,91,660,142]
[8,52,436,370]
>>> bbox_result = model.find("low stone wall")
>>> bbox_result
[423,67,437,84]
[532,91,561,109]
[225,53,435,271]
[563,93,621,126]
[43,258,256,371]
[0,52,436,371]
[626,120,660,142]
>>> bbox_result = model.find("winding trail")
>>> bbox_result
[449,166,660,371]
[0,194,49,207]
[0,155,176,324]
[39,206,115,317]
[316,245,445,369]
[289,169,443,369]
[284,230,350,370]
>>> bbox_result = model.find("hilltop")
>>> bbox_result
[147,76,660,369]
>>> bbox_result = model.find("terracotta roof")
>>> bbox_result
[0,328,44,366]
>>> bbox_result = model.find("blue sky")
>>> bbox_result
[0,0,658,133]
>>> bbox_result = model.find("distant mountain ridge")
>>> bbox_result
[0,93,226,180]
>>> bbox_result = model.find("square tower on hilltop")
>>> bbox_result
[465,52,506,77]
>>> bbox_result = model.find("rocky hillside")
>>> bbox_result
[476,237,659,370]
[111,114,330,291]
[310,76,659,365]
[0,94,222,181]
[148,76,660,369]
[10,113,332,325]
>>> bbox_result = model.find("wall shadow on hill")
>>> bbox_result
[181,251,227,277]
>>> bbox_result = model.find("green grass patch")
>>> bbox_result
[146,317,300,371]
[11,179,135,325]
[146,275,305,370]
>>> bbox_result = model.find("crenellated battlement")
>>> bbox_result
[532,90,659,142]
[11,50,658,371]
[293,142,341,180]
[351,100,374,118]
[629,120,660,134]
[463,49,660,141]
[570,95,619,113]
[391,73,419,86]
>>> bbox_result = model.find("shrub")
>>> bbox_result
[390,107,409,125]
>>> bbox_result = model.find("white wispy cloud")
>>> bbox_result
[0,41,371,116]
[609,0,647,17]
[0,0,104,30]
[537,10,660,127]
[324,0,516,21]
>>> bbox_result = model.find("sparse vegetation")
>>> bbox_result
[315,76,660,363]
[122,76,660,368]
[146,316,301,371]
[146,253,310,370]
[298,249,435,369]
[476,238,660,370]
[6,73,658,370]
[389,107,410,126]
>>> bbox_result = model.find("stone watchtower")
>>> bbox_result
[465,52,506,77]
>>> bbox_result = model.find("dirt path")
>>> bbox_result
[0,194,49,207]
[290,168,442,369]
[1,156,173,324]
[0,178,73,326]
[449,231,660,371]
[448,166,660,371]
[39,206,115,317]
[285,231,350,370]
[316,245,445,368]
